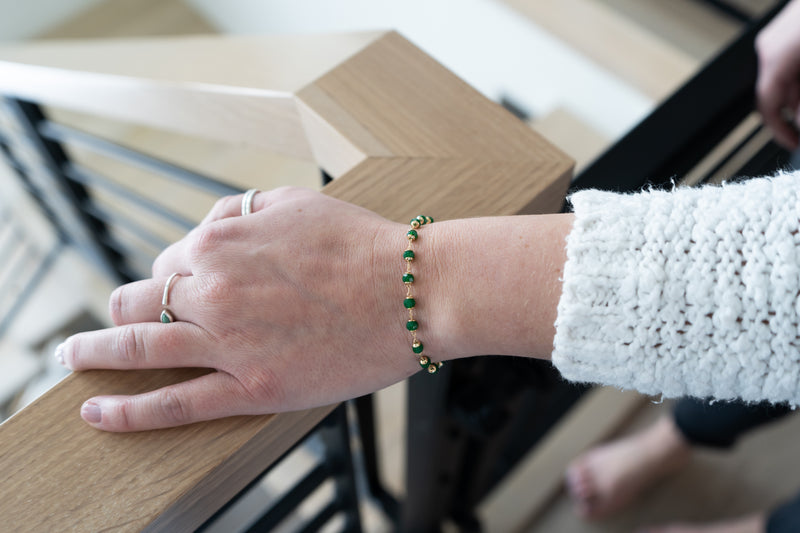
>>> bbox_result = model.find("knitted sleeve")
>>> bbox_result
[551,170,800,405]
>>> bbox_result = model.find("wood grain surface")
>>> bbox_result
[501,0,698,101]
[0,31,572,531]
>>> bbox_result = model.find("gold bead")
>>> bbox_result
[427,363,438,374]
[418,355,430,366]
[411,220,420,229]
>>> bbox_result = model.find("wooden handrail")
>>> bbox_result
[0,31,573,531]
[0,32,384,162]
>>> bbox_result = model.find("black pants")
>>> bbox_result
[673,398,796,533]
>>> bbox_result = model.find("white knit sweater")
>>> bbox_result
[552,171,800,405]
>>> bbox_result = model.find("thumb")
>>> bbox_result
[80,372,249,432]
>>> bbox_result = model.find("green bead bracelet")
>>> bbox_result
[404,215,443,374]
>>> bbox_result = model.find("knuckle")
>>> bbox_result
[239,365,285,407]
[108,286,125,325]
[114,326,143,365]
[190,224,227,260]
[111,399,134,432]
[206,195,238,222]
[215,195,236,213]
[151,251,169,278]
[158,390,191,425]
[211,196,227,212]
[66,335,82,368]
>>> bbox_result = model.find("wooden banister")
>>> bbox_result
[0,31,572,531]
[0,33,384,161]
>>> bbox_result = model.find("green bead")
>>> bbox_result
[418,355,431,367]
[412,341,424,354]
[407,229,418,241]
[404,297,416,309]
[416,215,426,225]
[160,310,173,323]
[403,273,414,284]
[410,219,420,229]
[406,320,418,331]
[403,249,415,261]
[426,216,434,223]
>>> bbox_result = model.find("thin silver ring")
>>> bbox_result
[242,189,260,216]
[160,272,181,323]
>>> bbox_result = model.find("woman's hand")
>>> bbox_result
[58,187,420,431]
[756,0,800,150]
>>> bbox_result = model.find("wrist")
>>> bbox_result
[426,215,573,362]
[372,213,572,372]
[372,216,459,372]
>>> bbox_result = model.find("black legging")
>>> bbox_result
[673,398,797,533]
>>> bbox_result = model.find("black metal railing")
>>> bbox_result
[0,98,246,283]
[200,405,363,533]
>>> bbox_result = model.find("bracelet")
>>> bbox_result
[404,215,443,374]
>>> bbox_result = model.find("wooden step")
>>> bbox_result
[500,0,699,101]
[477,387,645,532]
[40,0,217,39]
[593,0,742,61]
[529,107,610,174]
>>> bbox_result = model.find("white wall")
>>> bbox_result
[187,0,653,138]
[0,0,104,41]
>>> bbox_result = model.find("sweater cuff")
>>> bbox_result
[552,172,800,405]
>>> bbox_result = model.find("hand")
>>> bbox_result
[756,0,800,150]
[58,187,419,431]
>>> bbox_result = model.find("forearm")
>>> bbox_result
[392,171,800,406]
[435,214,572,360]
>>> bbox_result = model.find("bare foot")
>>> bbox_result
[637,512,766,533]
[566,416,691,520]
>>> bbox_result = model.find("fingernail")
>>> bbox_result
[81,401,102,424]
[54,343,65,365]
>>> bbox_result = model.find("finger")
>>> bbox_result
[200,190,270,225]
[80,371,251,431]
[59,322,215,371]
[154,194,254,278]
[155,210,257,278]
[109,274,198,326]
[757,77,799,149]
[152,230,196,279]
[790,85,800,148]
[153,187,322,278]
[200,186,318,225]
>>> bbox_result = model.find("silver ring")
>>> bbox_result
[160,272,181,323]
[242,189,260,216]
